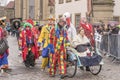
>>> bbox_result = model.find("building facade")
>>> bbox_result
[113,0,120,21]
[14,0,55,23]
[92,0,114,23]
[55,0,91,27]
[0,6,6,17]
[6,1,15,20]
[14,0,22,18]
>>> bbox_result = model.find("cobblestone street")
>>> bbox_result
[0,36,120,80]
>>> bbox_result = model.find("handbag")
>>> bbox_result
[0,38,9,54]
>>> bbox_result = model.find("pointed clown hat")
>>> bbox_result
[63,12,70,19]
[63,12,71,26]
[47,15,55,21]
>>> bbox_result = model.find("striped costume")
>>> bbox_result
[49,24,70,76]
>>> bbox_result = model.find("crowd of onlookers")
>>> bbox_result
[93,21,120,58]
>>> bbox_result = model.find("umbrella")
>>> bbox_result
[23,22,33,28]
[108,21,119,27]
[92,22,103,27]
[12,19,21,29]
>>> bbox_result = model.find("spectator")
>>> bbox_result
[72,28,91,71]
[110,26,119,34]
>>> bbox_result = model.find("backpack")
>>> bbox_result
[0,38,9,55]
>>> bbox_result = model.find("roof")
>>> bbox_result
[6,1,14,9]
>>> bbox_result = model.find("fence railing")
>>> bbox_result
[97,34,120,59]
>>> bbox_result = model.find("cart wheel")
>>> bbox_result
[66,60,77,78]
[89,65,102,75]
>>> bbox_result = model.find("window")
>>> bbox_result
[66,0,72,3]
[59,0,64,4]
[75,0,79,1]
[29,0,35,19]
[113,16,119,21]
[50,7,54,14]
[75,13,81,27]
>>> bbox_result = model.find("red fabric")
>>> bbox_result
[0,27,7,58]
[50,28,55,45]
[31,27,39,40]
[66,18,71,27]
[26,19,34,26]
[0,54,3,58]
[0,27,3,39]
[80,21,93,33]
[31,27,39,57]
[22,46,38,61]
[49,26,68,75]
[20,29,39,61]
[49,46,66,75]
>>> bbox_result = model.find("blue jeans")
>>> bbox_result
[0,53,8,67]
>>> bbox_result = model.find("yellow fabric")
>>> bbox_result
[38,24,54,69]
[38,24,50,48]
[41,58,48,69]
[19,32,23,46]
[20,33,22,37]
[33,21,36,25]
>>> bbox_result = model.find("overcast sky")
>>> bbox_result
[0,0,14,6]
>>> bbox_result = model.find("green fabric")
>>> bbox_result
[23,22,33,28]
[20,22,25,27]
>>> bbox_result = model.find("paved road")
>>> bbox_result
[0,36,120,80]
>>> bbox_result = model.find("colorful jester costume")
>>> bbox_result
[38,24,54,69]
[19,23,39,62]
[49,24,70,76]
[38,16,55,69]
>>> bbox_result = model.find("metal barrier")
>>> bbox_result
[97,34,120,59]
[100,34,109,53]
[108,34,120,59]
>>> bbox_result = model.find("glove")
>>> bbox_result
[48,44,54,54]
